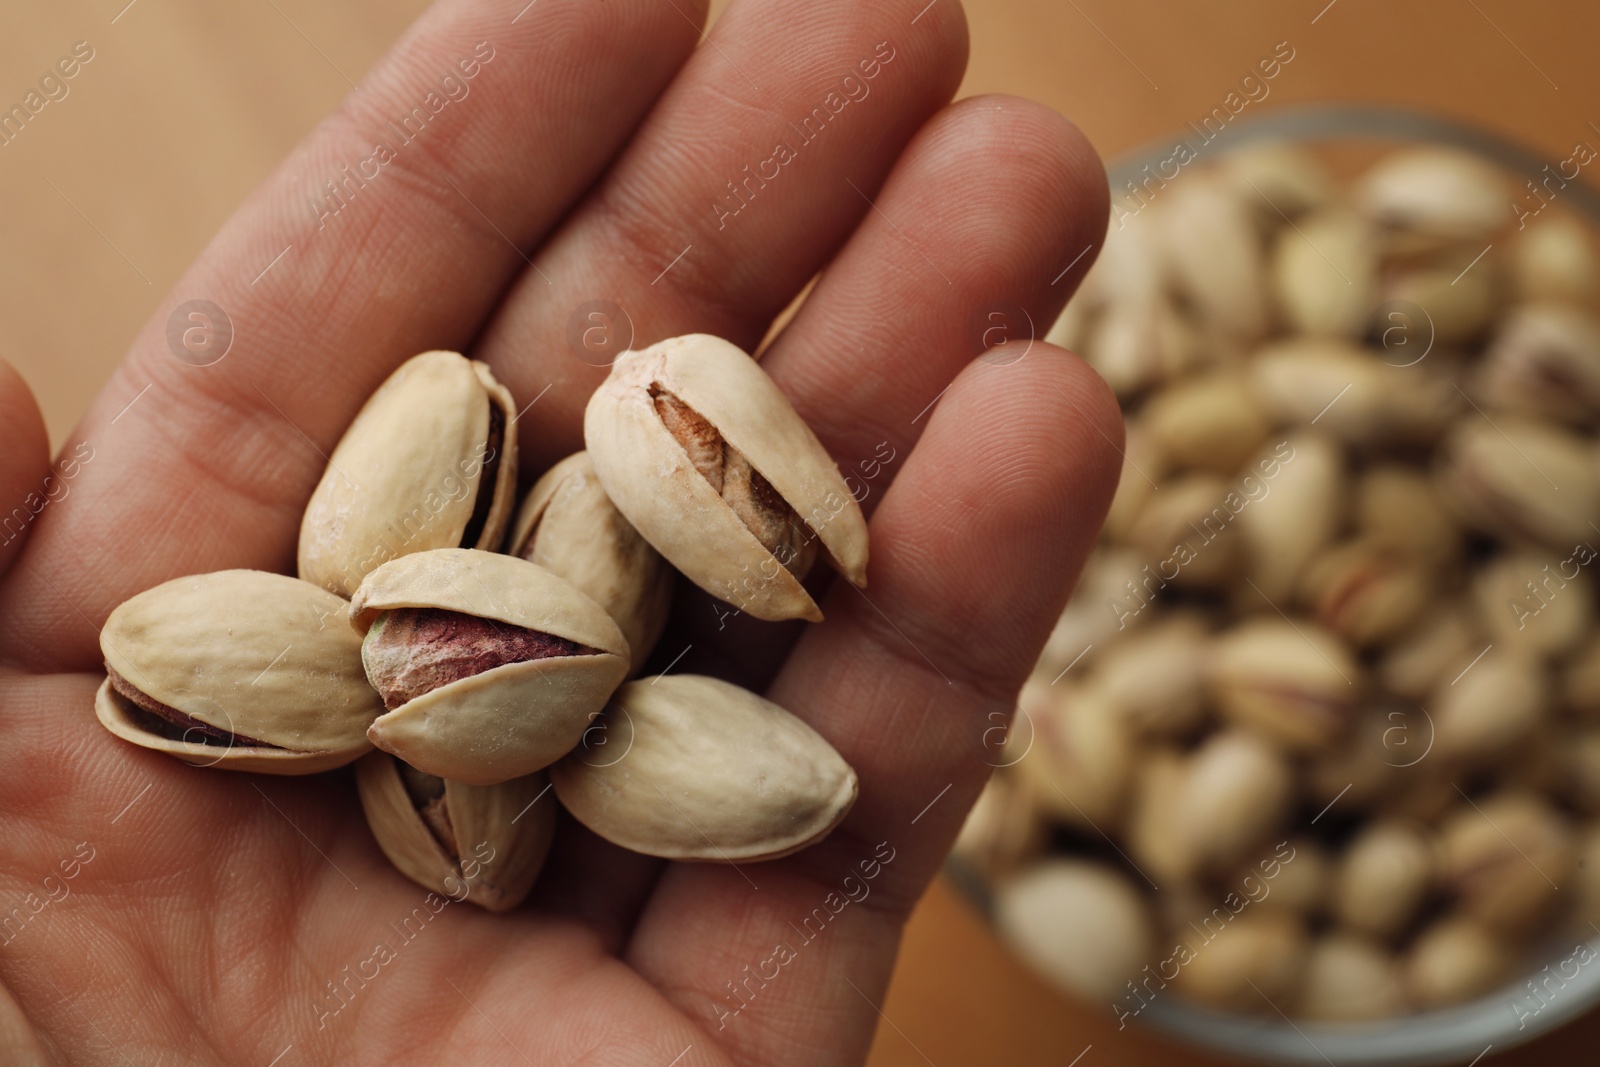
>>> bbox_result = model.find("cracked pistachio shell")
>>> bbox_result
[1173,729,1294,875]
[1382,248,1501,347]
[1141,372,1270,474]
[1438,416,1600,551]
[1087,612,1209,738]
[299,351,518,598]
[507,451,672,671]
[96,570,381,773]
[355,753,555,912]
[1473,303,1600,425]
[1431,650,1546,764]
[1405,916,1514,1008]
[1208,618,1361,751]
[1512,214,1599,306]
[1298,538,1433,648]
[583,334,867,623]
[1125,473,1243,589]
[994,861,1155,1002]
[550,674,857,862]
[350,548,630,785]
[1173,910,1308,1012]
[1221,143,1337,228]
[1472,549,1593,658]
[1357,147,1508,248]
[1236,433,1345,604]
[1439,791,1574,932]
[1158,175,1269,341]
[1013,678,1135,829]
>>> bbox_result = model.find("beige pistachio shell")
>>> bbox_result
[1356,147,1508,245]
[1141,372,1270,474]
[583,334,868,622]
[96,570,381,773]
[1512,214,1599,306]
[1405,916,1514,1008]
[1208,617,1361,751]
[1220,143,1336,227]
[1013,678,1135,829]
[1439,791,1575,932]
[950,772,1046,878]
[1174,729,1294,875]
[1439,415,1600,552]
[1236,433,1345,604]
[1431,650,1546,764]
[1159,175,1269,341]
[355,753,555,912]
[1331,819,1436,940]
[1473,303,1600,425]
[1294,933,1407,1022]
[507,452,673,670]
[1172,910,1308,1012]
[298,351,518,598]
[1271,209,1379,338]
[351,549,630,785]
[994,860,1155,1002]
[550,674,857,862]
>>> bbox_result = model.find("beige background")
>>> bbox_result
[4,1,1599,1064]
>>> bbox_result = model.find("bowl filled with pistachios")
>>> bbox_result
[952,105,1600,1064]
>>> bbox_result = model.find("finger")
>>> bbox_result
[627,349,1122,1065]
[0,359,50,581]
[666,95,1108,687]
[0,0,708,671]
[473,0,970,470]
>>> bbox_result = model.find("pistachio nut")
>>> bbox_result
[1354,464,1462,567]
[1405,916,1514,1008]
[994,860,1155,1002]
[506,451,672,671]
[1307,708,1410,813]
[1431,650,1546,764]
[1562,630,1600,721]
[1381,247,1501,347]
[299,351,518,598]
[96,570,382,773]
[350,548,630,785]
[1437,415,1600,551]
[355,753,555,912]
[1294,934,1407,1022]
[1439,790,1575,932]
[583,334,868,622]
[550,674,856,862]
[1378,603,1481,701]
[1141,373,1271,475]
[1512,213,1599,307]
[1221,143,1336,229]
[1299,538,1433,648]
[1125,747,1194,886]
[1271,209,1379,338]
[1236,432,1345,604]
[1124,473,1243,590]
[951,771,1045,878]
[1173,729,1293,875]
[1172,909,1308,1012]
[1385,763,1464,824]
[1101,423,1166,542]
[1083,296,1203,399]
[1472,549,1593,658]
[1475,303,1600,426]
[1013,678,1136,829]
[1039,547,1150,673]
[1249,336,1442,444]
[1332,819,1436,940]
[1159,174,1269,341]
[1208,617,1361,751]
[1248,836,1329,917]
[1086,612,1209,738]
[1356,147,1508,248]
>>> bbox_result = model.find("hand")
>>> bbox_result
[0,0,1117,1063]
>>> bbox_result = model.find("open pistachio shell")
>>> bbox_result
[350,548,630,786]
[299,351,518,598]
[355,753,555,912]
[583,334,868,622]
[550,674,857,861]
[96,570,382,773]
[506,451,672,672]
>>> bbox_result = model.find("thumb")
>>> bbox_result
[0,357,51,580]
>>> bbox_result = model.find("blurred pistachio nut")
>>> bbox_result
[1124,473,1243,589]
[1221,144,1336,228]
[1294,934,1407,1022]
[1236,432,1345,604]
[1087,612,1209,738]
[1172,910,1308,1012]
[583,334,867,622]
[1250,336,1458,445]
[1125,747,1194,885]
[1406,916,1513,1008]
[1331,819,1436,940]
[1299,539,1433,648]
[1512,214,1599,306]
[550,674,857,861]
[1208,618,1360,751]
[1474,303,1600,425]
[1013,679,1135,829]
[355,753,555,912]
[299,351,517,598]
[1438,416,1600,551]
[96,570,381,773]
[1159,175,1269,341]
[1378,604,1480,701]
[1141,373,1270,474]
[351,548,630,785]
[951,772,1046,878]
[1174,729,1293,875]
[1250,836,1329,917]
[994,861,1155,1002]
[507,451,672,670]
[1472,549,1593,658]
[1439,791,1575,932]
[1271,209,1379,338]
[1431,651,1546,764]
[1355,465,1462,566]
[1356,147,1508,247]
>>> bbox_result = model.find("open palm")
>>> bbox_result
[0,0,1118,1063]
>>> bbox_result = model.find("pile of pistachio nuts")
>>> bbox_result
[958,144,1600,1022]
[94,334,864,910]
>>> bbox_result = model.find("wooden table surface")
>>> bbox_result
[4,2,1599,1064]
